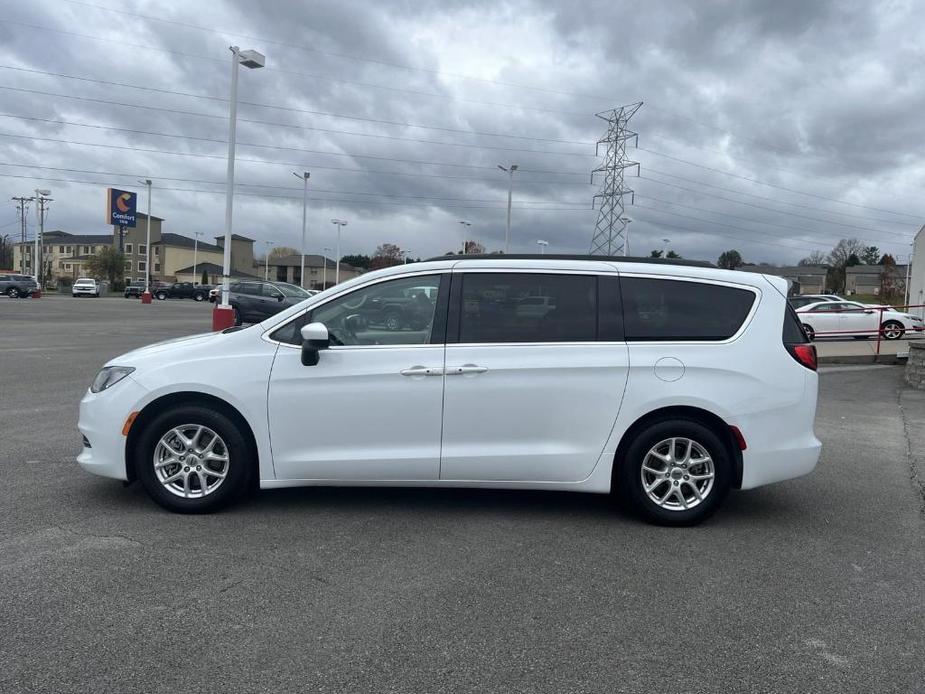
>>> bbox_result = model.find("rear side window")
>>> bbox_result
[459,273,596,343]
[621,277,755,341]
[783,303,809,344]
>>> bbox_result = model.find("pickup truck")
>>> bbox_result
[154,282,212,302]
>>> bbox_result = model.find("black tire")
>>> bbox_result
[383,311,403,331]
[616,419,732,526]
[881,320,904,340]
[134,405,254,513]
[801,323,815,341]
[155,291,167,301]
[193,292,205,302]
[7,287,19,298]
[233,306,243,326]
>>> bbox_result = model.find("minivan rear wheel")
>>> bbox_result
[801,323,815,341]
[617,420,731,526]
[135,405,254,513]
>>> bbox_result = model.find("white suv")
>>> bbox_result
[72,277,101,297]
[76,256,821,525]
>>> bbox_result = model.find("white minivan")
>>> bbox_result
[77,256,821,525]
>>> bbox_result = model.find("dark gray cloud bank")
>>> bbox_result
[0,0,922,264]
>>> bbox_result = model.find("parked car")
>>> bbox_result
[124,281,147,298]
[154,282,211,302]
[795,300,924,340]
[0,273,38,298]
[72,277,101,297]
[228,280,312,324]
[77,256,822,525]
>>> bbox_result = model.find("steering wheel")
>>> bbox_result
[342,293,367,310]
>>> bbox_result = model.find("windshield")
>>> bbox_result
[274,282,310,298]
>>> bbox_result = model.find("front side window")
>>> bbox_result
[272,274,443,346]
[621,277,755,341]
[459,273,596,343]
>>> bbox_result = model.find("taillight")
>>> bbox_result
[787,343,817,371]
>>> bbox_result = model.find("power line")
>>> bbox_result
[643,167,912,227]
[638,176,914,239]
[0,20,592,118]
[59,0,617,103]
[0,130,582,174]
[0,110,593,158]
[0,65,595,146]
[0,171,590,209]
[638,146,924,220]
[632,204,830,253]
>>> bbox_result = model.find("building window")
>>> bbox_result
[154,263,161,272]
[138,261,146,272]
[65,264,71,270]
[59,245,64,253]
[125,261,132,270]
[83,245,90,254]
[125,243,133,254]
[153,246,160,256]
[138,244,147,255]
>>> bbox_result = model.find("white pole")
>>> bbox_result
[33,195,39,284]
[335,225,341,285]
[264,241,274,281]
[322,246,331,289]
[143,180,151,290]
[220,47,241,309]
[193,233,200,284]
[297,172,309,288]
[505,167,515,253]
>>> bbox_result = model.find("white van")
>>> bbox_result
[76,256,820,525]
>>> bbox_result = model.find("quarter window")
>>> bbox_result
[272,274,443,346]
[458,273,596,343]
[621,277,755,341]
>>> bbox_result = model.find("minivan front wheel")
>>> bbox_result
[135,406,253,513]
[617,420,731,526]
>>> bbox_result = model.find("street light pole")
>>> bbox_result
[662,237,670,258]
[193,231,203,284]
[330,219,347,284]
[292,171,310,288]
[497,164,518,253]
[322,245,332,289]
[138,179,152,299]
[537,239,548,254]
[620,216,632,257]
[264,240,275,281]
[458,220,471,254]
[215,45,264,330]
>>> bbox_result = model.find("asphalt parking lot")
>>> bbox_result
[1,294,923,694]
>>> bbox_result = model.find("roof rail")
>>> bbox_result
[425,253,715,268]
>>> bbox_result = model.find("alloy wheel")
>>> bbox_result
[7,287,19,298]
[153,424,230,499]
[640,437,715,511]
[881,321,904,340]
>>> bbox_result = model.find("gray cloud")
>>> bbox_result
[0,0,922,267]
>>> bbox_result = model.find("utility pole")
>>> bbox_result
[458,220,472,254]
[138,179,152,298]
[322,246,332,289]
[264,240,275,281]
[193,232,203,284]
[590,102,642,256]
[11,196,33,274]
[34,191,52,287]
[497,165,518,253]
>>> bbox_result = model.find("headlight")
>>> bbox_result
[91,366,135,393]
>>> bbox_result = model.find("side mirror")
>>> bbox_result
[275,292,284,302]
[300,322,330,366]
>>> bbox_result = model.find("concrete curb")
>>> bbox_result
[819,354,908,365]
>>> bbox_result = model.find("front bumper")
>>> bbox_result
[76,376,147,481]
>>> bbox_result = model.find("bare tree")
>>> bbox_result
[798,250,827,266]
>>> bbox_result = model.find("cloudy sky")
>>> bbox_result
[0,0,922,264]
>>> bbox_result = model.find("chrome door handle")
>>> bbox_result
[400,366,442,377]
[447,364,489,375]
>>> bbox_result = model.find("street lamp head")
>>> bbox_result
[237,49,265,69]
[510,164,518,172]
[36,189,51,196]
[292,171,310,180]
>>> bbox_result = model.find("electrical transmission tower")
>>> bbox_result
[589,102,642,256]
[11,195,33,274]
